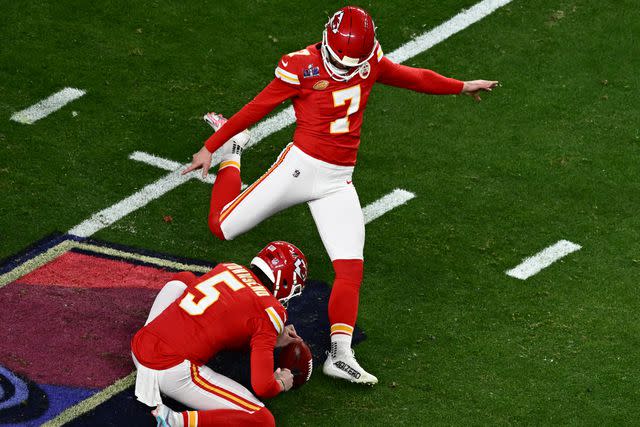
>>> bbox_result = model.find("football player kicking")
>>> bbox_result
[182,6,498,385]
[131,241,308,427]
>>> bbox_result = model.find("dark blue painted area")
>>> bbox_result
[0,367,48,425]
[1,384,96,427]
[0,233,215,277]
[0,233,74,275]
[67,281,366,426]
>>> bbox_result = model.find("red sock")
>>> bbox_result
[208,164,241,240]
[181,407,275,427]
[328,259,364,340]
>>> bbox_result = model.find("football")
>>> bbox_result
[277,341,313,389]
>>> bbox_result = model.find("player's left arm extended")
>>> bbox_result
[182,79,299,178]
[376,57,497,100]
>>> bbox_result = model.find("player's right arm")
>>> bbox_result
[183,56,301,177]
[249,323,286,398]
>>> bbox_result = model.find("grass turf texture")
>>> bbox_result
[1,0,640,424]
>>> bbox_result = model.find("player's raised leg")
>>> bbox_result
[308,184,378,385]
[212,145,315,241]
[204,113,250,240]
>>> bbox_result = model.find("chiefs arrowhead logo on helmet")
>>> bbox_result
[330,10,344,34]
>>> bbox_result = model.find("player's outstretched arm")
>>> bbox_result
[461,80,499,102]
[182,79,299,178]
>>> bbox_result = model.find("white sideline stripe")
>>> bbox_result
[363,189,416,224]
[130,150,248,188]
[69,169,191,237]
[10,87,85,124]
[68,0,509,237]
[129,151,182,172]
[387,0,513,64]
[506,240,582,280]
[129,151,216,184]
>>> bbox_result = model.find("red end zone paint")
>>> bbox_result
[0,242,198,389]
[19,251,175,289]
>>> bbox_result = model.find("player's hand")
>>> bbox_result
[274,368,293,392]
[276,324,302,348]
[462,80,499,102]
[182,146,213,178]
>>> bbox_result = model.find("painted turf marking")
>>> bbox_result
[0,240,211,289]
[363,189,416,224]
[506,240,582,280]
[68,0,512,237]
[387,0,514,64]
[40,372,136,427]
[130,151,248,189]
[10,87,85,124]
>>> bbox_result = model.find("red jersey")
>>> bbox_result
[131,264,287,398]
[204,42,464,166]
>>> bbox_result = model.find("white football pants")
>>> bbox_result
[220,143,365,261]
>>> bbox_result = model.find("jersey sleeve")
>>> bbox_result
[204,78,300,153]
[376,55,464,95]
[274,49,312,87]
[248,316,281,398]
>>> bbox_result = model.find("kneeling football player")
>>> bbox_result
[131,241,308,427]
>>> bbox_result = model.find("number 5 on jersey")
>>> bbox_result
[179,271,244,315]
[330,85,361,134]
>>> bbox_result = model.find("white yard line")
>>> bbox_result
[387,0,513,63]
[129,151,217,184]
[68,0,511,237]
[69,169,192,237]
[11,88,85,124]
[506,240,582,280]
[363,189,416,224]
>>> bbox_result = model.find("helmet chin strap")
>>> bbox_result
[321,30,376,82]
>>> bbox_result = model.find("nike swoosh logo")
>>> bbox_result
[346,180,352,184]
[282,60,288,67]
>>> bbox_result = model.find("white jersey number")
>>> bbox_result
[179,271,245,316]
[330,85,361,134]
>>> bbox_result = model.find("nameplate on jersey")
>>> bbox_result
[224,263,271,297]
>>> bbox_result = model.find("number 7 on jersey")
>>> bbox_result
[330,85,361,134]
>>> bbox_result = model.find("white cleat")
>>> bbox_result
[323,349,378,385]
[151,404,173,427]
[203,112,251,149]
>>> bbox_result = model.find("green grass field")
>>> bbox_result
[2,0,640,425]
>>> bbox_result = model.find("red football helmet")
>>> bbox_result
[251,241,308,306]
[321,6,377,81]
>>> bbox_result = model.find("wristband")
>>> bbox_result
[278,379,286,391]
